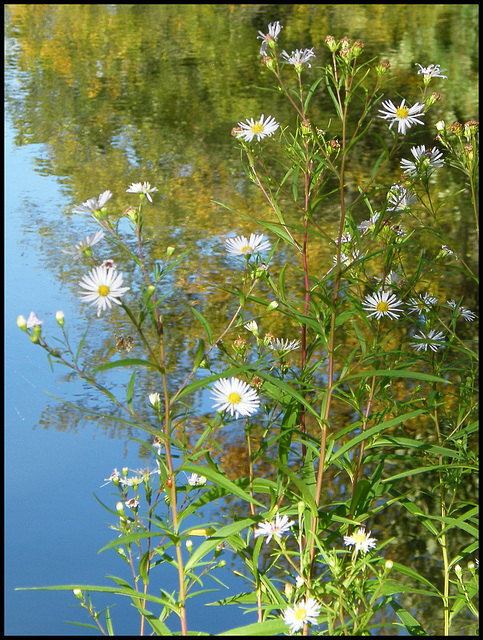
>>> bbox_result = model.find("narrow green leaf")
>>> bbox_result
[93,357,164,374]
[388,599,427,635]
[217,617,288,636]
[190,307,213,344]
[139,550,150,585]
[126,371,136,412]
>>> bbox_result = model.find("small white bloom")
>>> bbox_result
[280,48,316,69]
[149,392,161,409]
[26,312,43,329]
[211,377,260,419]
[125,498,140,510]
[283,597,321,634]
[71,190,112,215]
[224,233,271,256]
[257,21,283,55]
[400,145,444,177]
[269,338,301,354]
[440,245,457,259]
[416,63,448,81]
[387,184,417,211]
[79,265,130,317]
[236,114,280,142]
[187,473,207,487]
[126,182,158,202]
[362,290,404,320]
[378,98,425,135]
[334,232,352,245]
[411,329,446,352]
[343,527,377,554]
[100,468,121,487]
[62,229,105,261]
[357,212,380,235]
[254,512,295,544]
[244,320,260,335]
[406,293,439,316]
[447,300,477,322]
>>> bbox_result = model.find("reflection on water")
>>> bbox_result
[5,4,478,635]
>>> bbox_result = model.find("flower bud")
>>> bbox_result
[375,60,390,76]
[166,246,175,257]
[385,559,394,570]
[351,40,364,58]
[149,392,161,410]
[73,588,83,600]
[267,300,279,311]
[454,564,463,576]
[30,333,40,344]
[55,311,65,327]
[16,315,27,331]
[324,35,339,53]
[116,501,125,515]
[185,539,193,552]
[435,120,446,132]
[122,467,129,478]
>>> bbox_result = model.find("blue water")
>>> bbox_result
[4,112,249,636]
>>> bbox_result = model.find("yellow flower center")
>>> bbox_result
[294,607,307,621]
[376,301,389,313]
[241,245,251,253]
[228,392,241,405]
[98,285,110,297]
[251,123,264,134]
[353,532,366,544]
[396,105,409,119]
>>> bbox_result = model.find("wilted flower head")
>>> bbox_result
[387,184,417,211]
[71,190,112,215]
[416,63,448,84]
[257,21,283,55]
[280,48,315,70]
[62,229,105,261]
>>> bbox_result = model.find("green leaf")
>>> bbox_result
[93,357,164,374]
[192,338,206,373]
[126,371,136,412]
[388,599,427,635]
[217,618,288,636]
[190,307,213,344]
[139,550,150,585]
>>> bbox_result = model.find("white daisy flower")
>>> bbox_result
[406,293,439,316]
[269,338,301,354]
[211,377,260,419]
[343,526,377,554]
[362,290,404,320]
[257,21,283,55]
[387,184,417,211]
[378,98,425,135]
[280,48,316,69]
[224,233,271,256]
[416,63,448,82]
[400,145,444,177]
[411,329,446,352]
[236,114,280,142]
[283,597,321,634]
[71,190,112,215]
[62,229,105,261]
[126,181,158,202]
[79,265,130,317]
[254,512,295,544]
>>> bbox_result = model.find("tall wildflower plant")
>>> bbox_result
[17,26,478,636]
